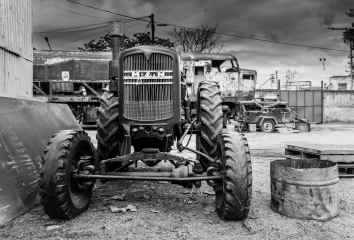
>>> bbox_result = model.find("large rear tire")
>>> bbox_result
[215,132,252,220]
[96,91,121,170]
[197,81,223,170]
[39,130,94,219]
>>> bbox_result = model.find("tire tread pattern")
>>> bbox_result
[216,132,252,221]
[96,91,120,159]
[40,130,93,219]
[199,81,223,169]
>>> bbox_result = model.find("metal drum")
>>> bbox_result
[248,124,256,132]
[270,158,339,220]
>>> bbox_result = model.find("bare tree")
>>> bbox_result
[284,69,298,89]
[169,23,223,53]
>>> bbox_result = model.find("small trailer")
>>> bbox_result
[234,96,309,133]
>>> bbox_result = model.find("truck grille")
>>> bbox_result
[123,53,174,121]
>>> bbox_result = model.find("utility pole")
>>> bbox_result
[350,38,354,90]
[150,14,155,44]
[149,13,167,45]
[44,37,52,51]
[319,58,326,87]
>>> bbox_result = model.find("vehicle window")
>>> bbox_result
[220,60,233,72]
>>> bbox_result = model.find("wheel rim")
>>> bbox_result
[69,141,92,209]
[263,122,273,132]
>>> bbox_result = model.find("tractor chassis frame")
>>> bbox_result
[74,147,222,183]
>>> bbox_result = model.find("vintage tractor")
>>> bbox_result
[39,22,252,221]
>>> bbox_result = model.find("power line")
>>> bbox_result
[45,0,349,53]
[36,0,118,20]
[33,25,108,39]
[64,0,150,23]
[164,22,350,53]
[34,22,108,35]
[124,21,145,30]
[53,29,108,48]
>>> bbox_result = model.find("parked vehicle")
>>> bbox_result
[39,24,252,221]
[234,96,306,133]
[180,53,257,116]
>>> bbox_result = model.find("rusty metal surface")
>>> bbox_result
[270,159,339,220]
[33,51,111,81]
[0,94,81,225]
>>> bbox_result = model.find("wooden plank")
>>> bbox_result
[286,144,354,155]
[339,174,354,178]
[337,164,354,168]
[320,155,354,163]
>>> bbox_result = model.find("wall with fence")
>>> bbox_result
[254,89,354,123]
[323,90,354,122]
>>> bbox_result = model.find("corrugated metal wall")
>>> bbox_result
[0,0,33,97]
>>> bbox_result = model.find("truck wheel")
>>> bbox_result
[197,81,223,170]
[96,91,121,170]
[39,130,95,219]
[216,132,252,220]
[260,119,275,133]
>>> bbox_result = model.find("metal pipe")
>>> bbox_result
[112,161,135,172]
[78,174,222,181]
[112,37,120,61]
[180,146,214,164]
[108,171,173,177]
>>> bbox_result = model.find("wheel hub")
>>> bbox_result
[72,156,96,190]
[206,159,223,191]
[264,122,272,131]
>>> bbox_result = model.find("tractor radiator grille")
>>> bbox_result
[123,53,174,121]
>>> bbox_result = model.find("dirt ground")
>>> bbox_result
[1,123,354,240]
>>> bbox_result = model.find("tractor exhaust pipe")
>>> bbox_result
[108,21,123,93]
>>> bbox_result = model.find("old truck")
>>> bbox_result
[180,53,257,117]
[33,51,112,127]
[39,22,252,221]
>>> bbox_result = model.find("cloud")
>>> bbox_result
[264,32,279,41]
[317,11,335,26]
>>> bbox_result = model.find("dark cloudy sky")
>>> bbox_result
[33,0,353,87]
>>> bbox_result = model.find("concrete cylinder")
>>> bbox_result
[270,159,339,220]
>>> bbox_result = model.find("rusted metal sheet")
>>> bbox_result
[0,48,33,97]
[0,0,32,61]
[270,159,339,219]
[209,72,239,97]
[51,82,74,92]
[0,94,82,225]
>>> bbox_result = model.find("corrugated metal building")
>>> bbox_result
[0,0,33,97]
